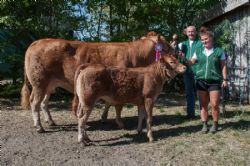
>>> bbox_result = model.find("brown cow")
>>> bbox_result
[21,32,174,133]
[74,55,186,144]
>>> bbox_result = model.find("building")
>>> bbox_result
[202,0,250,104]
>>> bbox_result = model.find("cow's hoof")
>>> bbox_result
[100,118,108,123]
[117,124,124,129]
[47,121,56,126]
[116,121,124,129]
[84,135,92,143]
[78,139,91,146]
[137,130,143,135]
[36,127,45,133]
[148,137,154,142]
[83,140,91,146]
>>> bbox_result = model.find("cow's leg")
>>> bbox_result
[137,105,146,134]
[40,93,56,126]
[101,102,111,122]
[115,105,124,129]
[78,102,93,145]
[30,88,46,133]
[145,98,154,142]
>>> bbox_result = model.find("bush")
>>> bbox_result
[0,82,22,98]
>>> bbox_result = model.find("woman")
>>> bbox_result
[183,27,228,133]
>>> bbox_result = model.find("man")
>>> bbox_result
[178,25,203,119]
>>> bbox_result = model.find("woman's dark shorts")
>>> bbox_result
[196,79,221,92]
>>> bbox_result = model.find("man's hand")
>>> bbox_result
[222,80,228,88]
[178,51,185,58]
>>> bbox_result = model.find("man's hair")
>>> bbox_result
[186,25,196,30]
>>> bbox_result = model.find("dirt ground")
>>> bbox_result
[1,93,250,166]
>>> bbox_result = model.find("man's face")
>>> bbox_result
[186,26,196,40]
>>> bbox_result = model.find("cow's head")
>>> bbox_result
[160,54,186,78]
[144,32,175,55]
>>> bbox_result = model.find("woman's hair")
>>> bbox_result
[199,26,214,38]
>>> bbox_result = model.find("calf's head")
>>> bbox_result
[160,54,186,78]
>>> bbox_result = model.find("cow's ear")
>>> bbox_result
[157,34,161,42]
[150,35,158,43]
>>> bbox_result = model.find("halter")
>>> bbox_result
[146,37,170,60]
[155,42,162,62]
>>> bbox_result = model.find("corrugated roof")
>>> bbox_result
[203,0,250,23]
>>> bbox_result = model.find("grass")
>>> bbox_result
[1,93,249,165]
[157,105,250,165]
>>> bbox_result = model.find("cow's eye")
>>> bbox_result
[170,62,175,64]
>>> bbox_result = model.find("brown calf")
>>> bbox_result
[73,55,186,144]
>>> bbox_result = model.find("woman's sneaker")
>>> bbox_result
[201,122,208,134]
[209,122,218,134]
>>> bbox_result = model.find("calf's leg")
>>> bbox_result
[78,102,93,145]
[145,98,154,142]
[137,105,146,134]
[101,102,111,122]
[115,105,124,129]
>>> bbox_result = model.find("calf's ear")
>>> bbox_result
[160,58,168,68]
[165,61,173,70]
[159,57,164,64]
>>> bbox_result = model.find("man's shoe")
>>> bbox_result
[185,115,196,120]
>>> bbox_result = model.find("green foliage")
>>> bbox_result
[76,0,219,42]
[125,104,134,109]
[0,0,83,82]
[0,0,221,92]
[0,29,34,83]
[175,111,182,116]
[214,19,235,55]
[0,82,22,97]
[159,107,165,113]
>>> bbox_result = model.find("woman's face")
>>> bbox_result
[200,34,213,49]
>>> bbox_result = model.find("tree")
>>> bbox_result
[0,0,220,85]
[0,0,82,83]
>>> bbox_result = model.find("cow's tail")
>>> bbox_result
[21,66,31,110]
[72,64,90,116]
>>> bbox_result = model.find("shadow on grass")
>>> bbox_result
[86,114,192,131]
[46,92,186,111]
[100,120,250,146]
[100,124,202,146]
[154,93,186,107]
[48,102,71,111]
[44,123,78,132]
[43,113,193,133]
[223,120,250,130]
[101,119,250,146]
[42,115,249,146]
[223,110,250,118]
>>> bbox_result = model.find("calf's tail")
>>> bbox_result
[21,67,31,110]
[72,64,90,116]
